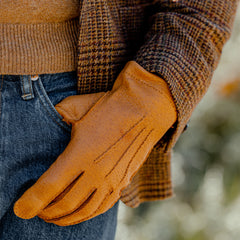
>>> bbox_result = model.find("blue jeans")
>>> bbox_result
[0,71,118,240]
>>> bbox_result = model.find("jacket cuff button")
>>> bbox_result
[183,123,189,132]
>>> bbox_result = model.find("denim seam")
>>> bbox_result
[36,90,69,132]
[20,76,25,97]
[20,75,34,100]
[28,75,33,97]
[0,75,3,117]
[33,80,71,132]
[38,82,62,121]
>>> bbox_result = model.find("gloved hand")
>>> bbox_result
[14,61,177,226]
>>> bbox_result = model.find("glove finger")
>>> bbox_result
[14,141,86,220]
[48,128,155,226]
[86,128,155,222]
[44,187,110,226]
[38,175,97,220]
[43,129,154,226]
[94,128,156,216]
[91,190,120,220]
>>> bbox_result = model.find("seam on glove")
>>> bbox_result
[54,106,76,124]
[77,91,110,122]
[36,172,85,216]
[94,115,146,163]
[125,71,177,111]
[105,127,146,178]
[41,128,153,224]
[119,128,154,185]
[51,129,154,226]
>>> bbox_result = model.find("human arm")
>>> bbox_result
[13,0,239,224]
[14,61,177,226]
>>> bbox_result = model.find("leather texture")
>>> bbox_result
[14,61,177,226]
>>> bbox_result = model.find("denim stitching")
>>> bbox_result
[20,76,25,97]
[38,79,65,121]
[20,75,34,100]
[28,75,33,97]
[0,75,3,117]
[33,78,71,132]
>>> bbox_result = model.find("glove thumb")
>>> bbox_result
[55,92,105,124]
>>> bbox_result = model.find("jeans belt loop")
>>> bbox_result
[20,74,38,100]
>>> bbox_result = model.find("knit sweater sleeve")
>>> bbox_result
[134,0,238,149]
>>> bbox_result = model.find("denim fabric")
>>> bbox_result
[0,71,118,240]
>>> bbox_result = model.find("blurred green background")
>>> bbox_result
[116,5,240,240]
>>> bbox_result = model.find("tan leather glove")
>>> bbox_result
[14,61,177,226]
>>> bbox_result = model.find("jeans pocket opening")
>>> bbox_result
[32,76,72,133]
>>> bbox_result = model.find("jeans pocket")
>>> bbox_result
[32,72,77,133]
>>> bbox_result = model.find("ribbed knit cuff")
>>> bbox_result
[0,18,79,74]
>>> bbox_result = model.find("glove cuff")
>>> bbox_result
[122,61,177,126]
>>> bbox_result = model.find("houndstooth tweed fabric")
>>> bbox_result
[76,0,238,207]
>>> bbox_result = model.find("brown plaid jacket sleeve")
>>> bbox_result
[135,0,238,150]
[123,0,238,207]
[76,0,238,207]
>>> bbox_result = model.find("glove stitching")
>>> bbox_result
[38,103,145,220]
[15,171,81,219]
[125,71,177,111]
[36,66,173,224]
[67,189,114,226]
[49,129,154,226]
[119,128,154,185]
[41,128,154,224]
[94,115,146,163]
[126,71,165,94]
[76,91,110,122]
[105,127,146,178]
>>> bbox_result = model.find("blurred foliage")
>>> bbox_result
[116,5,240,240]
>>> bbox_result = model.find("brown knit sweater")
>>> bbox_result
[0,1,80,74]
